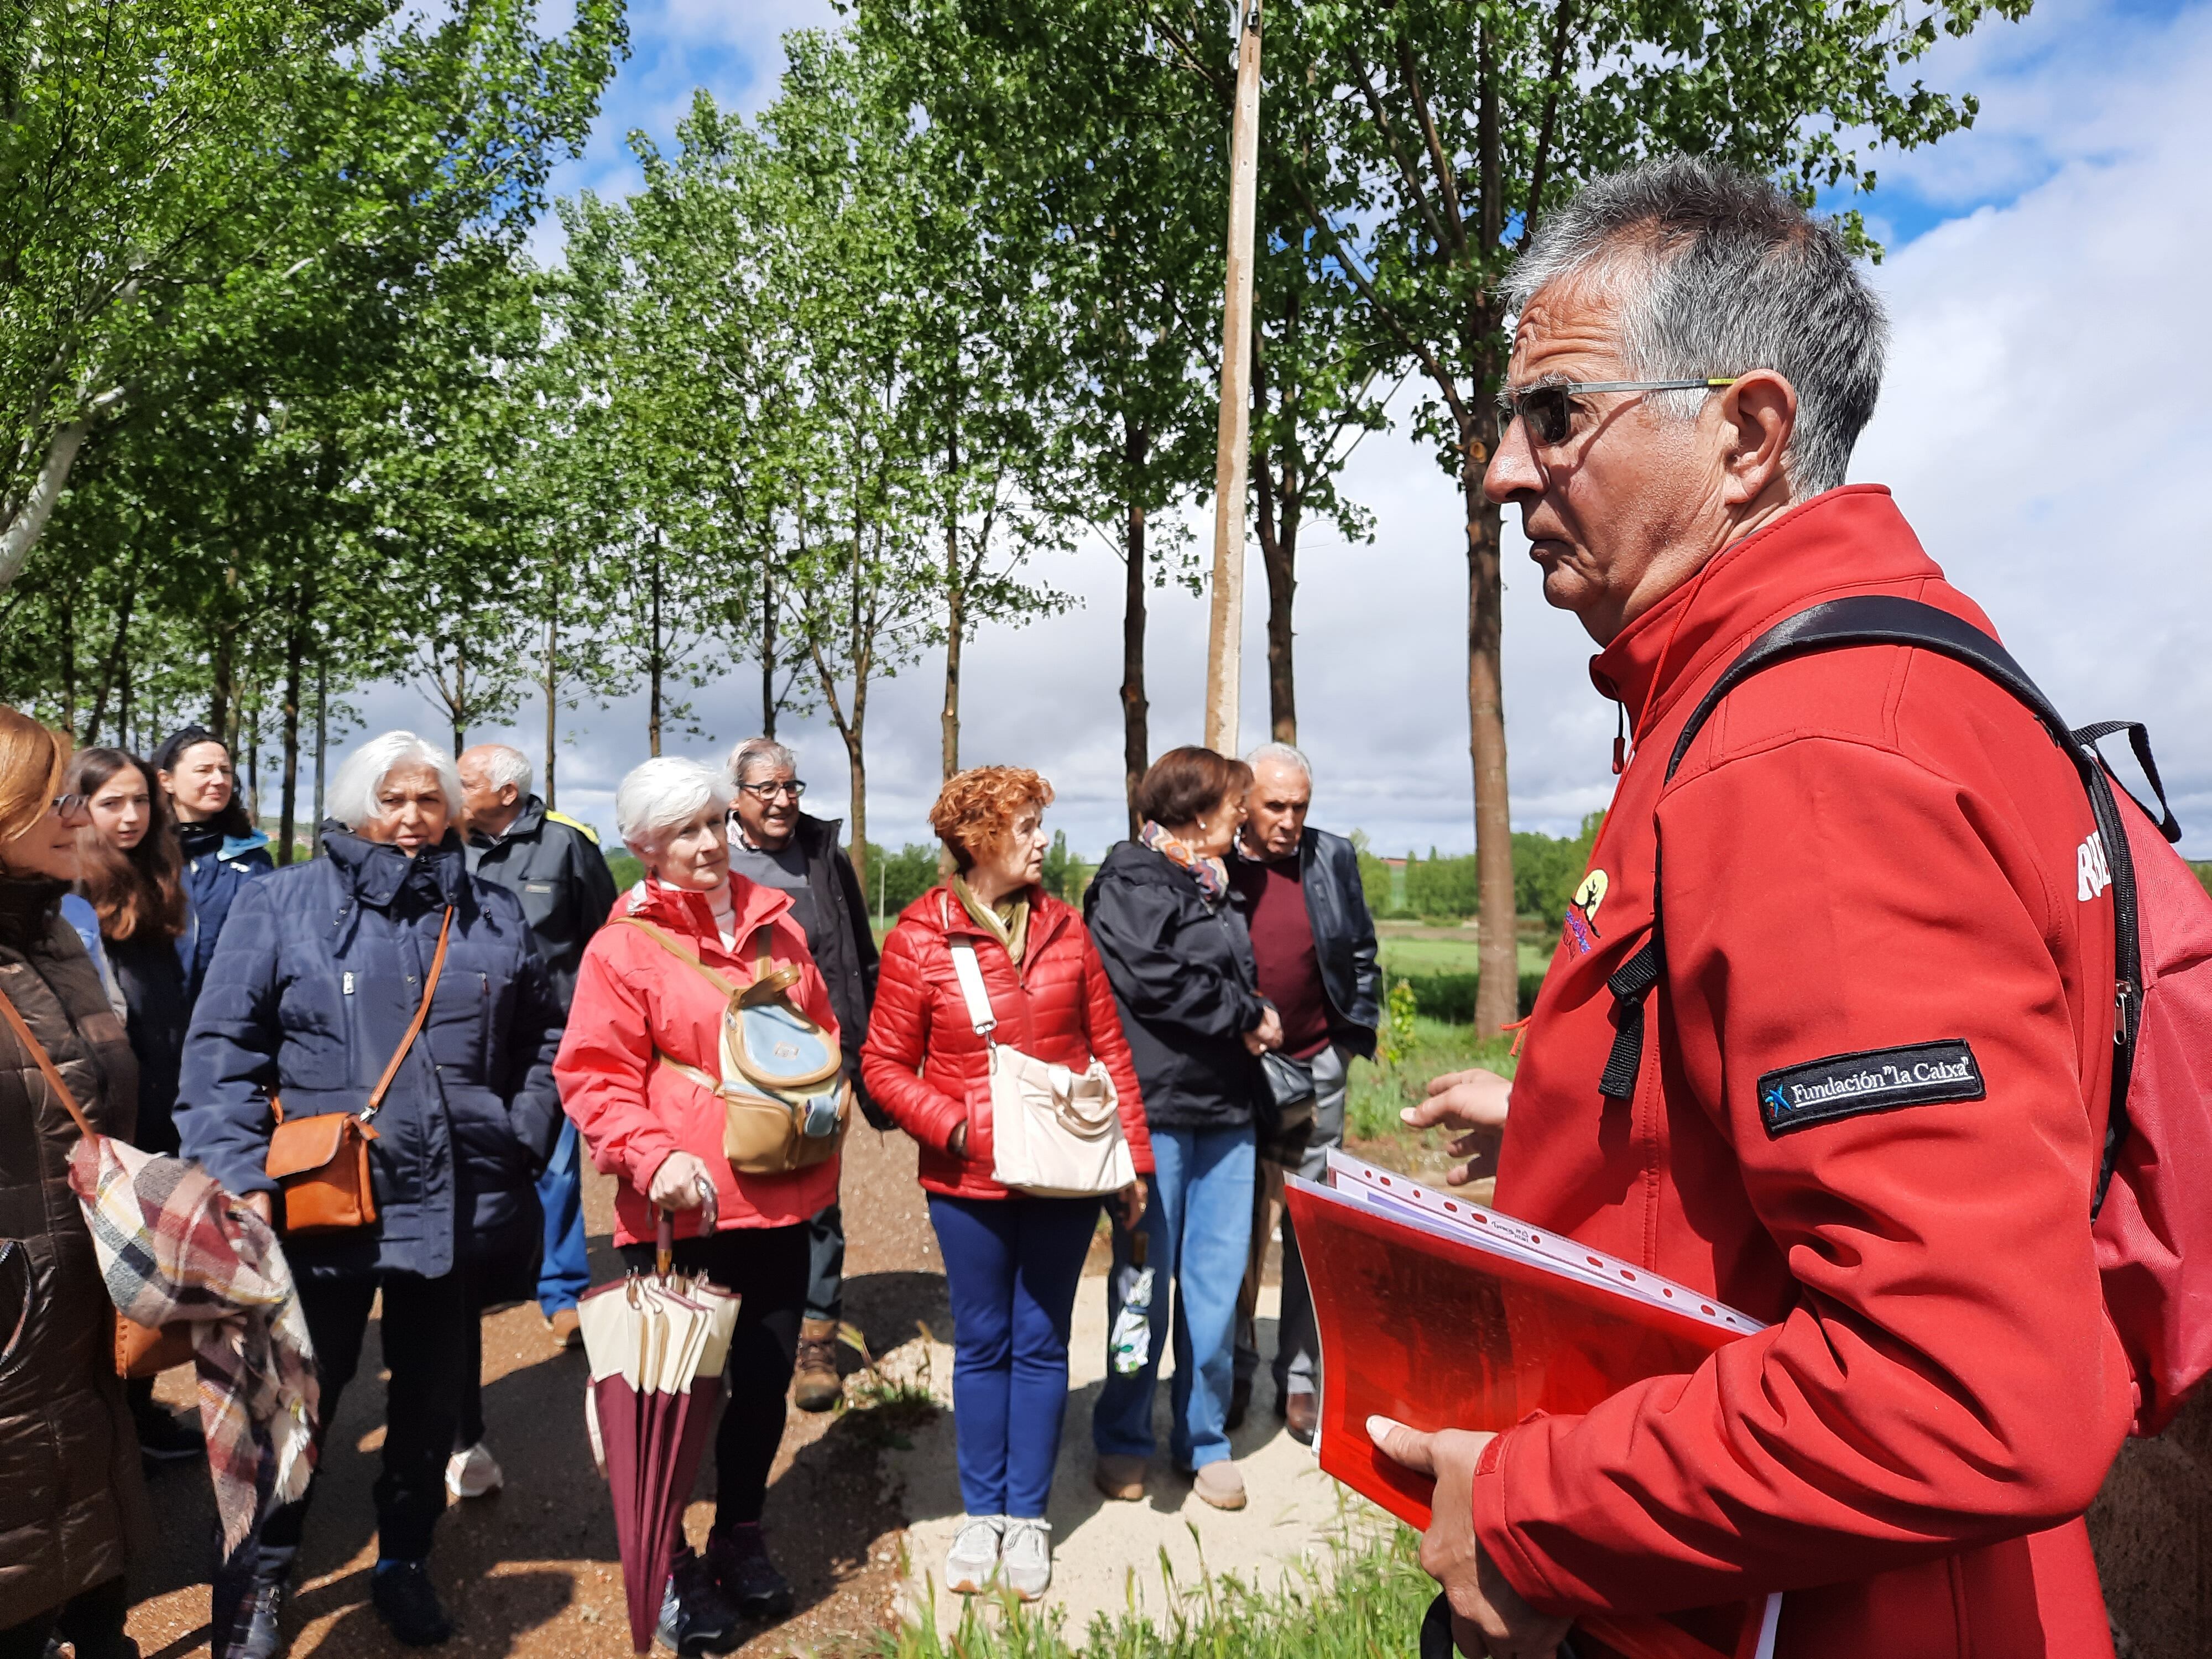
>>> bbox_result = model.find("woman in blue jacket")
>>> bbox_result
[152,726,273,1004]
[177,731,565,1657]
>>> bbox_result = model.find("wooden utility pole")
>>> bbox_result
[1203,0,1262,757]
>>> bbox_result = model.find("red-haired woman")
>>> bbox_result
[69,747,203,1465]
[862,767,1150,1603]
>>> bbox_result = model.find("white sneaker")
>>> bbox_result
[999,1518,1051,1602]
[944,1515,1004,1595]
[445,1441,504,1500]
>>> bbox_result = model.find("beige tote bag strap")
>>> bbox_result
[362,905,454,1121]
[946,937,998,1040]
[0,983,99,1142]
[614,916,741,999]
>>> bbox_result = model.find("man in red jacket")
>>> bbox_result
[1376,157,2131,1659]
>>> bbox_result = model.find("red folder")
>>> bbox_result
[1286,1154,1778,1659]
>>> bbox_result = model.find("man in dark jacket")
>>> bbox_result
[458,744,616,1353]
[1227,743,1380,1444]
[724,738,878,1411]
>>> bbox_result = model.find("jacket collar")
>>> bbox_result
[179,820,269,863]
[906,882,1072,960]
[620,872,794,958]
[0,875,64,950]
[474,795,545,849]
[1590,485,1940,744]
[319,827,464,910]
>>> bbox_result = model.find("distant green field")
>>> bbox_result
[1378,933,1551,978]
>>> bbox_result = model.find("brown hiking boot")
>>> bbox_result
[791,1317,842,1412]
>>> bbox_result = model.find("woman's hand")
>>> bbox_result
[1401,1067,1512,1187]
[1243,1005,1285,1056]
[648,1150,714,1211]
[1115,1180,1147,1231]
[948,1122,968,1156]
[238,1192,275,1227]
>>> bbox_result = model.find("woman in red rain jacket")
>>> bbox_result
[557,757,841,1651]
[862,766,1150,1604]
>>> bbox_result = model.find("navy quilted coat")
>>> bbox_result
[176,828,566,1280]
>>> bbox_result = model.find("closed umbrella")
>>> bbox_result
[579,1180,740,1653]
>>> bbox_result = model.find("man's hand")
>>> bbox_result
[648,1151,713,1211]
[1369,1416,1573,1659]
[1401,1067,1512,1187]
[1244,1005,1285,1056]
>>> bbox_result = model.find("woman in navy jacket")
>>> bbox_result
[177,731,565,1656]
[152,726,274,1005]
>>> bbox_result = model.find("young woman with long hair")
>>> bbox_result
[150,725,272,1005]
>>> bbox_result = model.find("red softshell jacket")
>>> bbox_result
[556,876,841,1246]
[861,885,1152,1201]
[1476,487,2131,1658]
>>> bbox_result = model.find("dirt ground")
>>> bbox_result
[123,1123,948,1659]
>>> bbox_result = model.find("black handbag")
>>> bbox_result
[1255,1048,1318,1167]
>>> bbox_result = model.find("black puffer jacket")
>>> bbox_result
[0,877,144,1627]
[1083,841,1265,1132]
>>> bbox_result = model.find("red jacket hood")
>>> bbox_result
[1589,485,1969,747]
[607,872,795,947]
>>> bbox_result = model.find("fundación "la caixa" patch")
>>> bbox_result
[1756,1040,1985,1138]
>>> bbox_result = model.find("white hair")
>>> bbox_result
[1245,741,1313,782]
[617,757,733,855]
[328,732,465,831]
[465,743,533,796]
[726,735,798,785]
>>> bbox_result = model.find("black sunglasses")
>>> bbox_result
[1497,377,1738,446]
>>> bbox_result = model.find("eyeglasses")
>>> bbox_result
[735,779,806,802]
[50,794,85,818]
[1497,378,1738,447]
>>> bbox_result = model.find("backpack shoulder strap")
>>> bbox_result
[1621,594,2145,1215]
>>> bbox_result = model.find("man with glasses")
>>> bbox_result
[1380,157,2130,1658]
[724,737,880,1411]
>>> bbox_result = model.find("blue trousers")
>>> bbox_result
[535,1119,591,1316]
[1093,1125,1255,1470]
[929,1192,1101,1519]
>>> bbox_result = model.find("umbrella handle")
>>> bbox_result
[655,1173,721,1278]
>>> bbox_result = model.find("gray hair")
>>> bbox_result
[1244,742,1312,782]
[463,743,533,796]
[617,757,733,857]
[328,732,464,831]
[726,736,798,786]
[1506,155,1886,498]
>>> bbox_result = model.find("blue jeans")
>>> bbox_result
[930,1192,1102,1519]
[535,1119,591,1316]
[1093,1125,1256,1470]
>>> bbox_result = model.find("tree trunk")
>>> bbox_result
[542,571,560,810]
[941,432,963,782]
[1120,418,1150,838]
[58,591,75,735]
[648,535,665,758]
[1462,424,1516,1032]
[844,720,868,893]
[1255,444,1300,746]
[84,583,135,746]
[760,552,777,740]
[450,646,468,757]
[312,657,327,849]
[0,419,90,594]
[279,586,305,865]
[210,613,234,739]
[244,703,261,825]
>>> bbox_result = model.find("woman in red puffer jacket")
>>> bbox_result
[863,766,1149,1604]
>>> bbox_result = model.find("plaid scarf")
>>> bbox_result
[69,1136,317,1559]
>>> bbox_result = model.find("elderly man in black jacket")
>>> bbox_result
[1228,743,1380,1446]
[723,737,880,1411]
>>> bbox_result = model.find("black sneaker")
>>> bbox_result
[704,1524,794,1620]
[211,1578,285,1659]
[370,1561,453,1647]
[657,1550,742,1656]
[135,1404,204,1463]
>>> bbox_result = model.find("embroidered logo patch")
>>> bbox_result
[1756,1040,1985,1138]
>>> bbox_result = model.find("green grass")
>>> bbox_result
[877,1501,1433,1659]
[1344,1016,1515,1183]
[1378,935,1551,978]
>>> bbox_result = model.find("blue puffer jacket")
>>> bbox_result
[176,827,566,1280]
[176,820,274,1006]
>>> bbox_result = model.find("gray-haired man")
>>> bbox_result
[1228,743,1379,1444]
[724,737,880,1411]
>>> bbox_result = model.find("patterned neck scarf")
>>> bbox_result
[1140,820,1229,905]
[950,874,1029,966]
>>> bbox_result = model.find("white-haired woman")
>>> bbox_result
[556,757,842,1653]
[177,731,567,1655]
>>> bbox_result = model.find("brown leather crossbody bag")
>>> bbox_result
[0,983,191,1379]
[265,906,452,1235]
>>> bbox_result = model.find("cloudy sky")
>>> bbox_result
[354,0,2212,863]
